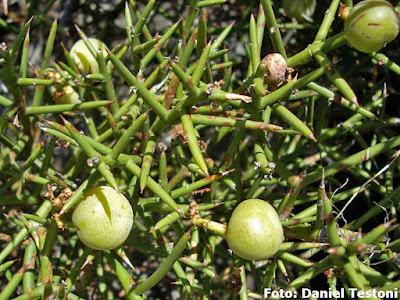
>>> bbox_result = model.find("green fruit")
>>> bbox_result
[283,0,316,21]
[70,38,108,75]
[46,69,81,104]
[226,199,284,261]
[344,0,400,53]
[72,186,134,250]
[49,85,81,105]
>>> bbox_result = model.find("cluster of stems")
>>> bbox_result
[1,0,400,299]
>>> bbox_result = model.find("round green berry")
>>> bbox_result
[344,0,400,53]
[226,199,284,261]
[46,69,81,104]
[70,38,108,75]
[72,186,134,250]
[283,0,316,22]
[50,85,81,105]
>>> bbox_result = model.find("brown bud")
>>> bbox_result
[338,3,351,20]
[262,53,287,88]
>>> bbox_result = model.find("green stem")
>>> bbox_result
[128,229,192,296]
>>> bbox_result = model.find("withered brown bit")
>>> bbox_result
[262,53,288,88]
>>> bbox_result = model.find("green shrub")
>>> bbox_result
[1,0,400,299]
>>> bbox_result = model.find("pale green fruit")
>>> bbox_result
[344,0,400,53]
[49,85,81,104]
[70,38,108,75]
[283,0,316,21]
[47,71,81,104]
[72,186,134,250]
[226,199,284,261]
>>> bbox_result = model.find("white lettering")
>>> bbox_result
[301,288,311,298]
[349,288,358,298]
[385,290,394,298]
[264,288,272,297]
[332,289,341,298]
[283,291,294,298]
[377,290,386,298]
[387,289,398,298]
[264,289,287,299]
[263,288,400,299]
[319,290,328,298]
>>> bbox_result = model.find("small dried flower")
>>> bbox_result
[262,53,287,88]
